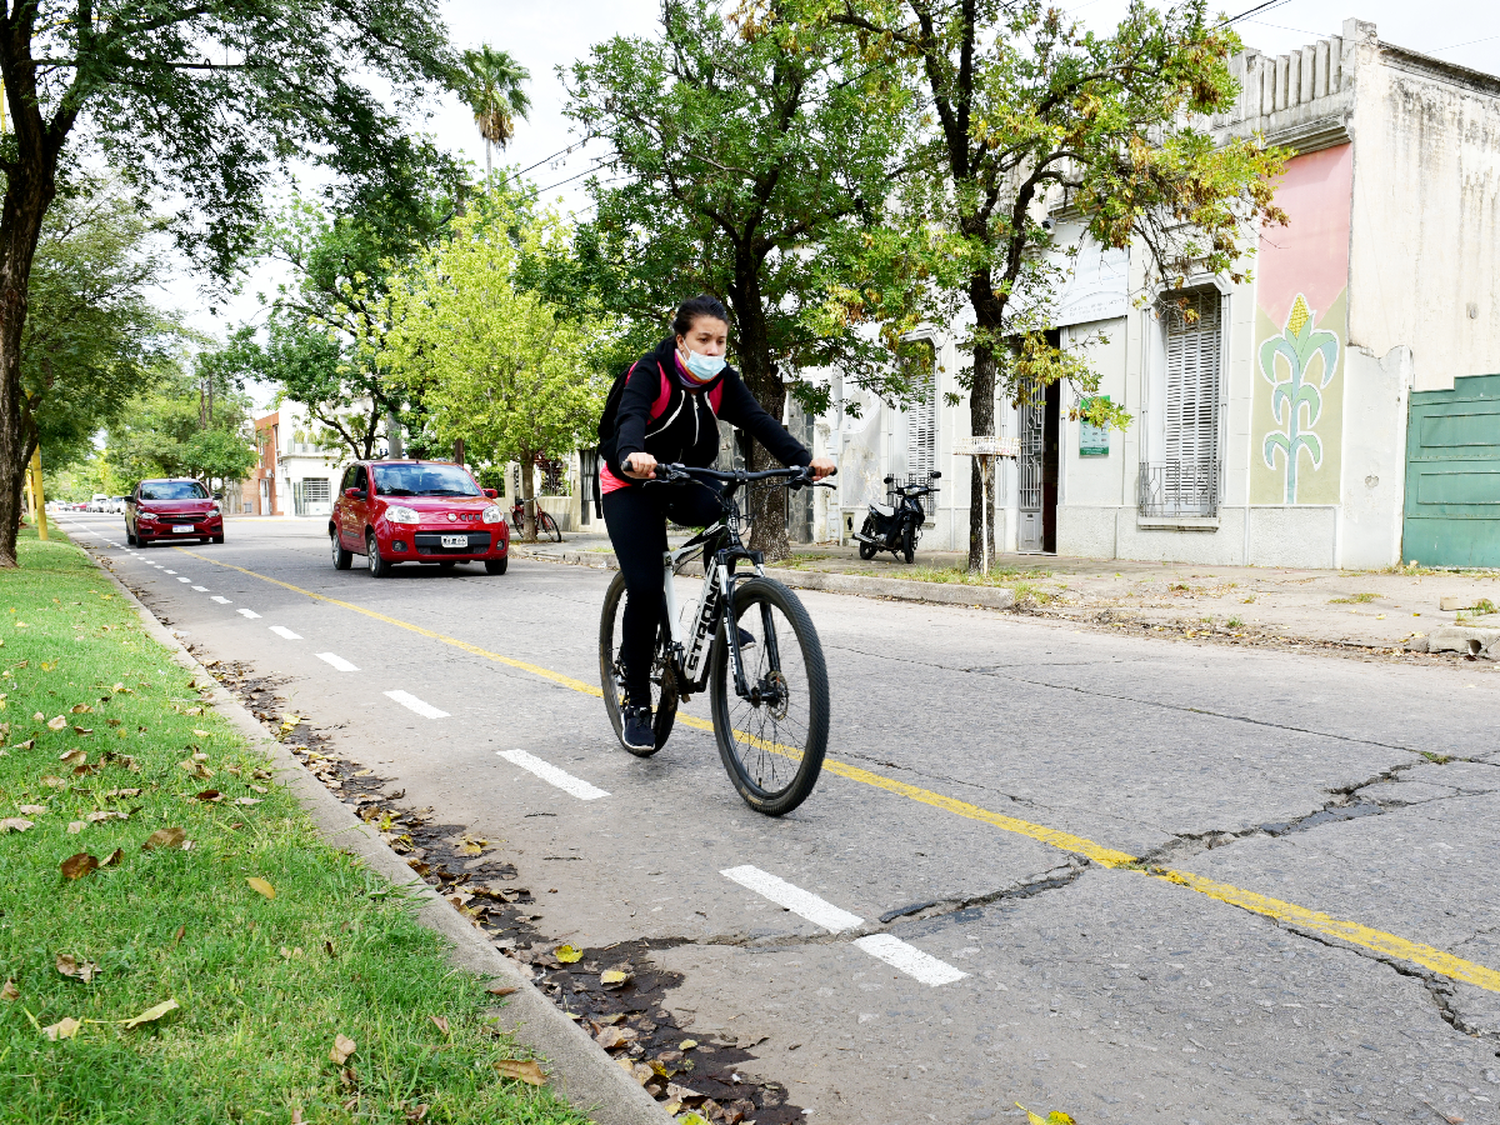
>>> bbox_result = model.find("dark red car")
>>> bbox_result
[125,478,224,546]
[330,460,510,577]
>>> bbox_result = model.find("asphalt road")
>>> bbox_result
[59,513,1500,1125]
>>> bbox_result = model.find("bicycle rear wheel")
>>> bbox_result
[599,571,678,757]
[709,578,828,815]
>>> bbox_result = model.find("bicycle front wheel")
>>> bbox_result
[539,511,562,542]
[709,578,829,816]
[599,571,678,757]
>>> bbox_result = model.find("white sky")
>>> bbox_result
[159,0,1500,409]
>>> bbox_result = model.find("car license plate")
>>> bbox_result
[173,524,195,533]
[440,534,468,549]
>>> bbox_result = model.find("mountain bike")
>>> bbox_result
[599,463,835,816]
[511,499,562,542]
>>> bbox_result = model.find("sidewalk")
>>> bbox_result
[511,533,1500,662]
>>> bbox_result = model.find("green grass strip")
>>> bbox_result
[0,530,593,1125]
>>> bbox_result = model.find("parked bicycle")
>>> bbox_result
[599,463,835,816]
[511,499,562,542]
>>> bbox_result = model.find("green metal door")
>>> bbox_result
[1403,373,1500,567]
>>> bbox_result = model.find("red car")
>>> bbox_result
[125,478,224,546]
[330,460,510,577]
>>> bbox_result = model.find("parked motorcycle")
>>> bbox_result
[853,472,940,563]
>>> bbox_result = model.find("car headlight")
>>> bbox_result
[208,505,221,516]
[385,505,421,524]
[481,504,503,525]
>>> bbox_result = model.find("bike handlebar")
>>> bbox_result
[651,462,836,488]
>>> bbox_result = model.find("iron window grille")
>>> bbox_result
[1137,460,1222,517]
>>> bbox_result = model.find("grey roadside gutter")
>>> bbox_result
[511,546,1017,612]
[87,551,673,1125]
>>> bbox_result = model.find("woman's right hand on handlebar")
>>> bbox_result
[623,452,658,480]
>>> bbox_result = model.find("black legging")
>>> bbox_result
[603,478,723,703]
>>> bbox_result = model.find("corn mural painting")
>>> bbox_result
[1258,294,1340,504]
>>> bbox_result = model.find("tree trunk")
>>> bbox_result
[0,173,58,568]
[518,451,537,542]
[453,437,465,466]
[729,276,792,561]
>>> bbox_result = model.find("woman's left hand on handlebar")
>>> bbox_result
[808,457,836,481]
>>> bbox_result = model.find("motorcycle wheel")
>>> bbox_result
[857,516,878,561]
[901,525,915,564]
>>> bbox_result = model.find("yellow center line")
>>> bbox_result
[179,546,1500,994]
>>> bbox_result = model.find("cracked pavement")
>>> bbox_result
[65,514,1500,1124]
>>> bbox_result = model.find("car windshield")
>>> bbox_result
[373,464,480,498]
[139,481,208,501]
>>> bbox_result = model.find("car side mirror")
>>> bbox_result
[124,496,136,506]
[883,475,894,485]
[483,488,498,499]
[344,487,363,500]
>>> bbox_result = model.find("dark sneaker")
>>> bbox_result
[622,704,654,751]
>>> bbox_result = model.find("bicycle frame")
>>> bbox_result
[650,465,813,701]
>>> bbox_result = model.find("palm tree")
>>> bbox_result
[458,46,531,180]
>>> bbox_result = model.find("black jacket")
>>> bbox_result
[604,337,811,480]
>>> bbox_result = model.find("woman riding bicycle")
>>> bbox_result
[600,294,836,752]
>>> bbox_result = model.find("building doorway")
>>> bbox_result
[1018,359,1061,553]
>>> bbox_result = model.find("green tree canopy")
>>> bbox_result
[0,0,462,566]
[23,178,176,472]
[568,0,949,557]
[382,195,607,541]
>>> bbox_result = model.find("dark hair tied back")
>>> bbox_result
[673,293,729,337]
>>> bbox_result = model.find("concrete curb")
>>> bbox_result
[512,547,1017,611]
[84,549,673,1125]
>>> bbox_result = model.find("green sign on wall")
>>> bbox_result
[1079,396,1110,457]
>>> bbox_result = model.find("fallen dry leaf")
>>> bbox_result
[103,848,123,867]
[59,749,86,766]
[66,821,85,834]
[194,790,223,802]
[594,1026,638,1050]
[191,728,210,737]
[72,727,93,736]
[246,876,276,900]
[56,954,100,983]
[60,852,100,880]
[0,817,33,833]
[17,804,46,814]
[101,789,140,799]
[16,739,33,750]
[330,1033,357,1065]
[70,704,92,715]
[87,811,127,823]
[42,1017,81,1041]
[121,998,179,1029]
[429,1015,449,1035]
[234,797,262,806]
[42,776,67,788]
[554,944,583,964]
[141,827,187,850]
[485,984,518,997]
[2,979,19,1001]
[600,968,632,989]
[47,715,67,731]
[493,1059,546,1086]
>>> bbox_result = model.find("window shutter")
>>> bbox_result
[1152,289,1222,515]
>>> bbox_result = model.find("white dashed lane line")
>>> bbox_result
[164,569,176,574]
[497,749,610,801]
[176,577,191,583]
[852,934,968,987]
[720,865,863,931]
[720,865,967,987]
[383,690,449,720]
[315,652,359,673]
[269,625,302,640]
[237,609,261,619]
[191,585,208,592]
[211,596,232,605]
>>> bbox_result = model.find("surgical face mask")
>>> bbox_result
[679,346,726,383]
